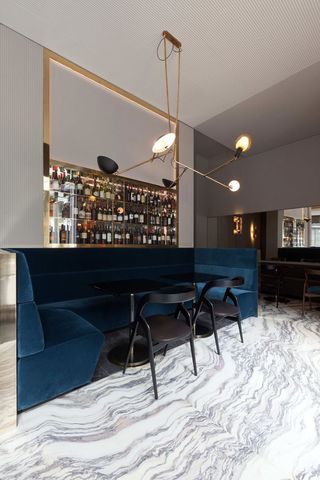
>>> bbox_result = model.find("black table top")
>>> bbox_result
[162,272,227,284]
[92,278,169,296]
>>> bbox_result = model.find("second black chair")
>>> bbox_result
[123,286,197,399]
[193,277,245,355]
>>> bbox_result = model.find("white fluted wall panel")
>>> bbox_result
[0,25,43,247]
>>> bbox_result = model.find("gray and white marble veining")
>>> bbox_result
[1,302,320,479]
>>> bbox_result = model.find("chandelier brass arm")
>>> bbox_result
[174,159,230,190]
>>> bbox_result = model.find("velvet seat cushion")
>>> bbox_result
[38,295,131,333]
[306,285,320,294]
[18,308,104,411]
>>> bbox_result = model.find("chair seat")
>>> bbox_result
[146,315,190,343]
[306,286,320,294]
[206,299,240,317]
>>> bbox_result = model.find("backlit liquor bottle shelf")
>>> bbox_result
[47,161,178,247]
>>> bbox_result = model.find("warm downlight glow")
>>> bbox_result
[152,132,176,154]
[235,135,252,153]
[228,180,240,192]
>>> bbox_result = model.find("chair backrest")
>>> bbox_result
[305,269,320,281]
[201,276,244,297]
[137,286,195,318]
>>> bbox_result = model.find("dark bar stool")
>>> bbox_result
[193,277,245,355]
[123,286,197,399]
[302,269,320,316]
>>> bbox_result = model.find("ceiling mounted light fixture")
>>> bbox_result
[97,31,252,193]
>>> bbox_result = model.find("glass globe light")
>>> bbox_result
[152,132,176,154]
[235,135,252,153]
[228,180,240,192]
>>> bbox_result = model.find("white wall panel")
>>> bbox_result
[0,25,43,247]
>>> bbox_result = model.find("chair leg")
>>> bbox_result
[302,294,305,316]
[143,328,158,400]
[123,321,139,374]
[163,344,168,356]
[189,336,197,376]
[237,315,244,343]
[210,308,220,355]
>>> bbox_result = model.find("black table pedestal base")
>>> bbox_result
[108,342,149,367]
[193,321,213,339]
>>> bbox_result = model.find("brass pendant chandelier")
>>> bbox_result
[98,31,252,192]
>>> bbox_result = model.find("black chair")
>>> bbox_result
[302,269,320,316]
[123,286,197,399]
[193,277,245,355]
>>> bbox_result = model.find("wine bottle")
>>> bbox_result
[84,181,92,196]
[76,173,83,194]
[60,224,67,244]
[107,225,112,244]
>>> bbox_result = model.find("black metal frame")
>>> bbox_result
[123,287,197,399]
[193,277,244,355]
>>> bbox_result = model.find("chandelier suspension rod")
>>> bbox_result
[174,159,230,190]
[117,154,157,176]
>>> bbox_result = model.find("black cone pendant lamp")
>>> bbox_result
[97,156,119,175]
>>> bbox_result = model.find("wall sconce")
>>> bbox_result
[250,221,257,243]
[233,216,243,235]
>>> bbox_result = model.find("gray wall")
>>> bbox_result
[0,25,43,247]
[195,130,320,247]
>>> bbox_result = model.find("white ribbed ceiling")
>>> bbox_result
[1,0,320,130]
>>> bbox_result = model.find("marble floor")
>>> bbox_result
[1,302,320,479]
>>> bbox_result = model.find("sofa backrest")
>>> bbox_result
[194,248,257,291]
[16,248,195,304]
[8,250,44,358]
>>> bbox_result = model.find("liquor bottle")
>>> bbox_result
[125,228,131,245]
[95,224,101,244]
[60,171,66,192]
[51,166,60,191]
[101,226,107,245]
[107,224,112,244]
[137,227,142,245]
[91,202,97,221]
[117,208,123,222]
[78,202,86,219]
[131,187,136,203]
[161,229,165,245]
[88,226,95,245]
[72,198,79,218]
[59,224,67,244]
[49,226,53,244]
[139,209,145,224]
[134,208,139,224]
[80,225,88,244]
[85,203,92,220]
[93,177,100,197]
[113,207,117,222]
[84,181,92,196]
[168,213,172,227]
[124,208,128,222]
[152,228,157,245]
[76,173,83,195]
[155,209,160,226]
[102,207,108,222]
[62,199,70,218]
[137,188,141,203]
[76,224,81,243]
[141,189,146,204]
[96,204,102,221]
[142,227,147,245]
[68,170,75,194]
[149,191,154,206]
[128,207,134,224]
[148,228,152,245]
[99,182,105,199]
[105,181,111,200]
[107,206,113,222]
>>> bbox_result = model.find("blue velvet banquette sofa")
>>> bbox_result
[11,248,258,411]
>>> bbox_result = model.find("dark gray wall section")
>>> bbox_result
[194,130,320,247]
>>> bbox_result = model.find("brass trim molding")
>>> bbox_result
[0,250,17,433]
